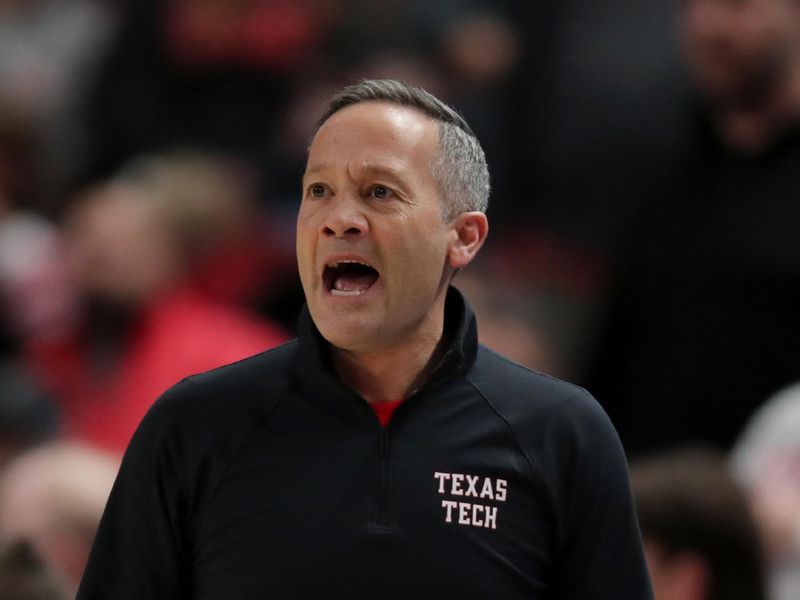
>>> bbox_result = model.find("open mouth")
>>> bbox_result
[323,260,380,296]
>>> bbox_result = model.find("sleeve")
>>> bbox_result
[550,390,653,599]
[77,382,194,599]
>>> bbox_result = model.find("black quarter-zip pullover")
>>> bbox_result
[78,287,652,599]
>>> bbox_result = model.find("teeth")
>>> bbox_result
[327,260,372,269]
[331,288,367,297]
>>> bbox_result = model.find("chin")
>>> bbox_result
[314,314,378,352]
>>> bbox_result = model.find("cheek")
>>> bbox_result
[295,238,314,287]
[390,230,450,287]
[295,204,317,248]
[295,212,317,286]
[296,203,313,238]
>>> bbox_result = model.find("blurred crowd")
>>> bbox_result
[0,0,799,598]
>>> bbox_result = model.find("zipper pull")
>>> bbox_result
[379,428,390,456]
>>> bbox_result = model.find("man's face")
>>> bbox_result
[65,185,181,306]
[297,101,456,354]
[679,0,797,105]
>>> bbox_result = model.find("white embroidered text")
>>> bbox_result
[434,472,507,530]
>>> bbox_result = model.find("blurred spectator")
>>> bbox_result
[81,0,526,220]
[336,1,523,223]
[0,363,58,468]
[463,227,609,381]
[0,87,78,360]
[0,0,116,209]
[513,0,684,251]
[440,6,522,218]
[678,0,800,153]
[731,382,800,600]
[632,447,767,600]
[26,152,288,452]
[81,0,338,198]
[113,151,294,310]
[586,0,800,455]
[454,255,566,378]
[0,95,38,211]
[0,200,76,356]
[0,108,77,437]
[0,539,66,600]
[442,11,519,89]
[0,211,73,350]
[0,443,118,597]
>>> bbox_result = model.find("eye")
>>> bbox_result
[369,185,394,200]
[308,183,328,198]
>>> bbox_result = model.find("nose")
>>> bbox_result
[320,194,368,238]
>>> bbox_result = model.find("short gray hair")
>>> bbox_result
[315,79,490,220]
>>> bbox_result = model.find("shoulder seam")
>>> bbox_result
[479,345,587,395]
[464,373,544,485]
[189,378,299,548]
[464,370,589,554]
[183,339,297,382]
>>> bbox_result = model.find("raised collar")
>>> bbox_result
[291,285,478,394]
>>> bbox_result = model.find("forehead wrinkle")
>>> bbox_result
[304,159,413,187]
[355,160,409,181]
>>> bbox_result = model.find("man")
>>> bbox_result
[632,448,767,600]
[732,382,800,600]
[0,443,119,597]
[678,0,800,153]
[78,79,651,598]
[27,154,286,453]
[586,0,800,456]
[0,539,67,600]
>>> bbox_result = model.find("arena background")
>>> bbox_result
[0,1,798,598]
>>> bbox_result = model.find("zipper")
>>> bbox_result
[375,427,391,528]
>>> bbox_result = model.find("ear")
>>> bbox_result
[448,211,488,270]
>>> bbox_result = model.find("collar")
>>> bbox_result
[291,285,478,396]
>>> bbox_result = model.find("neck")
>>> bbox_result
[331,296,448,404]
